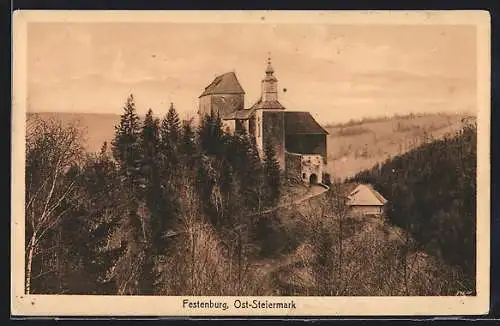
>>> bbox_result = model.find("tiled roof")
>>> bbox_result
[284,111,329,135]
[199,72,245,97]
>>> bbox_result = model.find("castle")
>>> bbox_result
[198,57,329,185]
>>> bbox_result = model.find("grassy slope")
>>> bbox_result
[324,113,472,180]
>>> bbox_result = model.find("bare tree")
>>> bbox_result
[25,116,84,293]
[327,180,351,294]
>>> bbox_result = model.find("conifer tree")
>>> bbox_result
[179,119,198,171]
[245,135,265,211]
[198,114,225,157]
[160,102,182,168]
[263,139,281,207]
[110,95,154,295]
[157,104,182,240]
[163,102,181,144]
[78,142,126,294]
[111,94,143,194]
[141,110,160,176]
[140,109,163,245]
[196,114,229,226]
[54,142,126,294]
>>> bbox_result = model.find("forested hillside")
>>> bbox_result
[24,94,476,296]
[351,118,476,292]
[25,95,281,295]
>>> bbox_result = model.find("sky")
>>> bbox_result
[27,22,477,124]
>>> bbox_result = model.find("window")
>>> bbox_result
[257,117,261,137]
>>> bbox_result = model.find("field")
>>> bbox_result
[324,113,472,180]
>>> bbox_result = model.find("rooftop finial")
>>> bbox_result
[265,52,274,75]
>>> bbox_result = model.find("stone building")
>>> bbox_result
[198,57,329,184]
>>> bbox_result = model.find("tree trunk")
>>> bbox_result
[403,232,410,295]
[26,235,36,294]
[338,215,343,294]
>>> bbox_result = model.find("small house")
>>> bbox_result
[341,182,388,216]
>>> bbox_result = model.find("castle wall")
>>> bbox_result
[211,94,244,117]
[249,115,256,136]
[233,119,249,134]
[222,120,236,134]
[301,154,324,184]
[262,110,285,170]
[255,109,264,157]
[199,93,244,118]
[285,134,327,164]
[199,95,212,117]
[285,151,302,182]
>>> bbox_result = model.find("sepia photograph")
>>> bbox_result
[11,10,490,316]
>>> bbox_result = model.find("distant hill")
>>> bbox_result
[324,112,474,180]
[27,112,122,154]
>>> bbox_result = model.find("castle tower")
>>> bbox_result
[198,71,245,133]
[261,55,278,102]
[250,54,286,170]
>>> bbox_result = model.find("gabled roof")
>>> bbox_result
[284,111,329,135]
[333,182,359,197]
[364,184,388,205]
[248,97,286,110]
[340,182,388,206]
[199,72,245,97]
[222,108,256,120]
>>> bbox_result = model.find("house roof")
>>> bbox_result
[365,184,388,205]
[284,112,329,135]
[222,108,256,120]
[248,97,286,110]
[334,182,359,197]
[340,182,388,206]
[199,72,245,97]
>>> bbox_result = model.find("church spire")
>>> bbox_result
[265,53,274,75]
[261,53,278,101]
